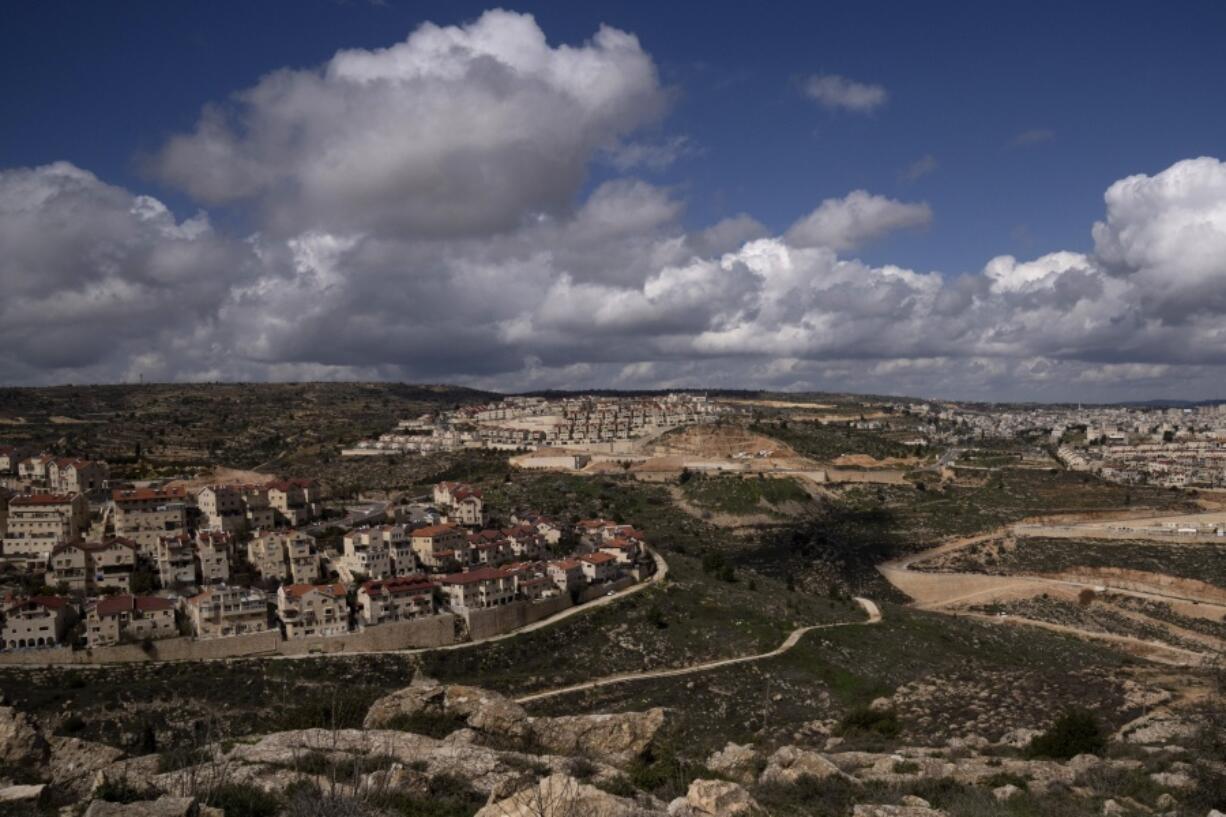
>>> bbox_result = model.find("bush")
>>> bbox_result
[1026,709,1105,760]
[835,706,901,738]
[204,782,281,817]
[93,775,153,804]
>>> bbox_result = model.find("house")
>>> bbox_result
[546,559,584,593]
[17,454,55,485]
[45,539,137,593]
[194,532,230,584]
[339,528,393,580]
[186,586,269,639]
[438,567,516,611]
[515,574,558,601]
[267,479,320,527]
[0,446,17,474]
[86,595,177,648]
[433,482,486,527]
[598,536,641,564]
[578,552,619,583]
[195,485,246,533]
[154,534,197,588]
[112,487,189,555]
[3,596,72,649]
[356,575,437,627]
[48,458,109,495]
[248,530,320,584]
[277,582,349,639]
[2,493,90,566]
[410,524,468,571]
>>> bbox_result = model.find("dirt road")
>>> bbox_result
[515,597,881,704]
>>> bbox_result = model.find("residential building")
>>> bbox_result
[277,582,349,639]
[356,575,437,627]
[195,485,246,533]
[578,552,619,583]
[410,524,468,571]
[3,596,71,649]
[0,446,17,474]
[546,559,584,593]
[48,458,109,495]
[247,530,319,583]
[154,534,197,588]
[2,493,90,565]
[438,566,515,611]
[186,586,270,639]
[17,454,55,485]
[112,487,189,555]
[86,595,177,648]
[266,479,320,527]
[433,482,486,527]
[194,533,230,584]
[45,539,136,593]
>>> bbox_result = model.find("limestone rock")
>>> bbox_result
[759,746,845,785]
[474,773,655,817]
[869,697,894,713]
[530,708,666,768]
[992,784,1021,801]
[1101,799,1124,816]
[996,728,1041,749]
[900,795,931,807]
[0,705,49,766]
[0,783,46,805]
[684,778,761,816]
[49,735,126,796]
[851,806,947,817]
[705,742,761,786]
[364,678,531,741]
[85,796,197,817]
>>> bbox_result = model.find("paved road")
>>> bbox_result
[514,596,881,704]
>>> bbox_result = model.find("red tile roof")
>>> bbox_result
[94,594,175,617]
[11,493,79,506]
[440,566,512,585]
[282,582,346,600]
[361,575,435,596]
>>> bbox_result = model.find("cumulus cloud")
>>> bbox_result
[802,73,887,113]
[150,9,668,238]
[8,12,1226,402]
[784,191,933,251]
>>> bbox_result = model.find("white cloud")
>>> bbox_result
[900,154,938,183]
[1008,128,1055,148]
[803,74,887,113]
[784,190,932,251]
[151,10,668,238]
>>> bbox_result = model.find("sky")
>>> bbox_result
[2,1,1226,401]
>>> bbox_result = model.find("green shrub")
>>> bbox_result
[1026,709,1105,760]
[835,706,901,738]
[204,782,281,817]
[93,775,153,804]
[384,710,468,739]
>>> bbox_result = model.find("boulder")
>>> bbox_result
[475,773,657,817]
[84,796,197,817]
[705,743,761,786]
[1101,799,1125,816]
[530,708,667,768]
[49,735,126,796]
[759,746,846,785]
[851,806,947,817]
[0,705,49,766]
[900,795,931,807]
[684,778,761,816]
[996,728,1041,749]
[992,784,1021,801]
[364,677,531,741]
[0,783,46,805]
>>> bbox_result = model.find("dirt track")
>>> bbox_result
[878,527,1222,666]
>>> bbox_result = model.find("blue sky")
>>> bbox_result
[3,2,1226,398]
[7,0,1225,274]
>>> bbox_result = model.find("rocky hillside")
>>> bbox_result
[1,673,1222,816]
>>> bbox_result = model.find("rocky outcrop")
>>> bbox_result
[531,708,667,767]
[852,806,947,817]
[758,746,846,785]
[0,704,49,766]
[365,678,666,768]
[474,773,654,817]
[705,742,761,786]
[672,779,761,816]
[84,796,199,817]
[49,735,126,798]
[0,783,46,806]
[363,676,532,741]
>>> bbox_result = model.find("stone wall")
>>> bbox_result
[465,595,572,641]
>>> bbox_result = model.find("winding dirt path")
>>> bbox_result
[877,530,1220,666]
[515,597,881,704]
